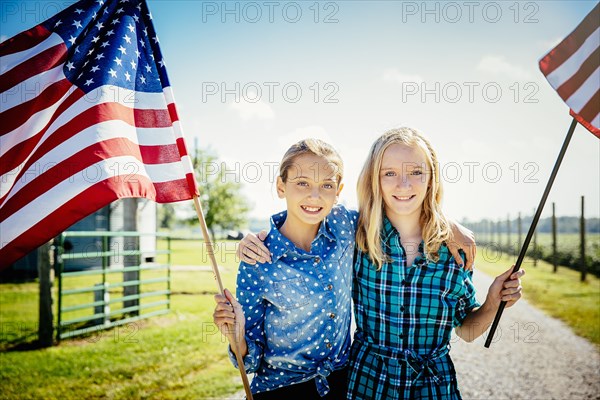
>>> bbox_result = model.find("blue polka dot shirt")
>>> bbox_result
[229,205,358,396]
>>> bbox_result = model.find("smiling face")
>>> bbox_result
[379,143,430,222]
[277,153,341,230]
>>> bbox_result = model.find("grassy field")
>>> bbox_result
[1,239,599,399]
[480,232,600,256]
[0,239,243,400]
[476,252,600,348]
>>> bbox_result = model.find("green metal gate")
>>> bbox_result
[56,231,172,341]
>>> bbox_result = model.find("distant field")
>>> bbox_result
[0,239,243,399]
[479,232,599,254]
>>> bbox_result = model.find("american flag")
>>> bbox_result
[0,0,198,267]
[539,3,600,138]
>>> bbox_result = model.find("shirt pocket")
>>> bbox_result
[272,277,310,310]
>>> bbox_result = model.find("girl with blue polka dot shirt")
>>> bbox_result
[213,139,358,398]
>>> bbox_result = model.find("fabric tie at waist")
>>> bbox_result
[356,338,450,385]
[314,359,334,396]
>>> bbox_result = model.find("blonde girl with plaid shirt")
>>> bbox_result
[348,128,524,399]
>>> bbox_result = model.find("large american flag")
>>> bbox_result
[539,3,600,137]
[0,0,198,267]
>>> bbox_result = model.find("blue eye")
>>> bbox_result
[410,170,423,176]
[384,171,396,177]
[323,183,334,189]
[297,181,309,187]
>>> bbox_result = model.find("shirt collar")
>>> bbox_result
[381,213,425,255]
[267,210,336,262]
[381,214,398,242]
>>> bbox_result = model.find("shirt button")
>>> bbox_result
[315,256,321,263]
[401,279,407,286]
[329,313,336,319]
[326,343,332,349]
[327,284,333,290]
[400,306,405,312]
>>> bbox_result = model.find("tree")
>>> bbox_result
[189,148,250,240]
[158,204,176,230]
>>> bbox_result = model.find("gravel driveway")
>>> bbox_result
[223,270,600,399]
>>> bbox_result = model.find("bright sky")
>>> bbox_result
[2,1,599,223]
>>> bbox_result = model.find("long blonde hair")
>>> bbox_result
[356,127,451,270]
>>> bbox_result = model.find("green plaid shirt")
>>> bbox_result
[347,216,480,400]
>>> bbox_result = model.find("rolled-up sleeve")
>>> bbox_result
[453,269,481,327]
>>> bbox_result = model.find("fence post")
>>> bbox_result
[38,240,54,347]
[506,214,511,256]
[55,236,63,343]
[518,212,522,252]
[167,235,172,310]
[552,203,558,273]
[123,199,140,314]
[94,284,110,326]
[496,218,500,255]
[533,208,538,267]
[580,196,587,282]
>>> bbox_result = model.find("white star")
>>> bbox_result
[95,22,104,30]
[149,54,154,60]
[144,64,152,72]
[116,7,124,14]
[158,59,165,68]
[96,0,104,4]
[91,36,100,43]
[66,61,75,71]
[95,53,105,60]
[91,65,100,73]
[74,46,80,53]
[108,68,117,78]
[140,75,146,84]
[133,14,139,23]
[77,72,83,79]
[87,48,94,56]
[106,29,114,36]
[54,20,62,28]
[127,23,135,32]
[130,60,136,70]
[72,20,82,29]
[114,57,123,66]
[136,3,141,11]
[134,49,141,59]
[104,8,109,14]
[111,19,120,25]
[117,45,127,55]
[92,12,97,20]
[152,36,159,44]
[68,35,76,45]
[83,60,89,67]
[100,41,109,48]
[124,71,131,81]
[123,34,132,44]
[139,39,145,48]
[75,8,83,14]
[147,12,153,20]
[143,27,148,36]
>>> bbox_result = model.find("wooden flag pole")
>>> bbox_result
[192,195,254,399]
[484,118,578,348]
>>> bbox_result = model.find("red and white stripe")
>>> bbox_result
[539,3,600,137]
[0,26,198,267]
